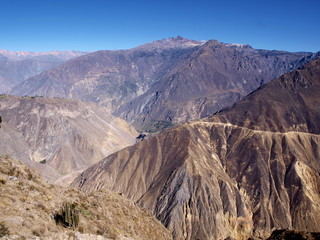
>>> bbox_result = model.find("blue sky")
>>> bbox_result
[0,0,319,52]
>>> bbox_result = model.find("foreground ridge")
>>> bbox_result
[0,156,172,239]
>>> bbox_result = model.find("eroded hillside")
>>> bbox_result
[72,59,320,239]
[0,95,137,184]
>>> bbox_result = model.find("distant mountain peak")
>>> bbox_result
[168,35,184,40]
[0,49,88,61]
[167,35,194,42]
[134,36,205,51]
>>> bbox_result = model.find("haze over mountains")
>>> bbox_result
[72,59,320,240]
[10,37,320,132]
[0,49,87,92]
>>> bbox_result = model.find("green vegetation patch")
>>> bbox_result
[140,120,175,133]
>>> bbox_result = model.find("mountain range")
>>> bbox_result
[10,37,202,115]
[72,59,320,240]
[9,37,320,132]
[115,41,320,131]
[1,37,320,240]
[0,50,87,92]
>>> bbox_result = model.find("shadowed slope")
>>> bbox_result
[115,41,319,131]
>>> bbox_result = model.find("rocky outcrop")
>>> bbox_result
[72,59,320,239]
[0,95,137,184]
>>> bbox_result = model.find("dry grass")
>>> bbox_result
[32,226,47,236]
[0,156,172,239]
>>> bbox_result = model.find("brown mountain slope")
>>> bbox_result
[10,37,318,133]
[209,58,320,134]
[115,41,319,131]
[0,156,172,239]
[0,95,137,184]
[11,37,202,111]
[72,59,320,239]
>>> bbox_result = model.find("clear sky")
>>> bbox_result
[0,0,319,52]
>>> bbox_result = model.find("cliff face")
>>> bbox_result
[0,96,137,184]
[72,59,320,239]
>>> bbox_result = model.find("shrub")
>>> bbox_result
[0,222,10,237]
[26,169,34,180]
[7,167,15,176]
[55,202,79,230]
[0,178,6,184]
[29,185,37,191]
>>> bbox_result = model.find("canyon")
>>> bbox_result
[0,95,137,184]
[1,37,320,239]
[72,59,320,239]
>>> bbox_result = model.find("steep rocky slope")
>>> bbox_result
[72,59,320,239]
[115,41,319,131]
[0,50,86,92]
[11,37,202,111]
[11,37,318,132]
[0,156,172,239]
[0,95,137,184]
